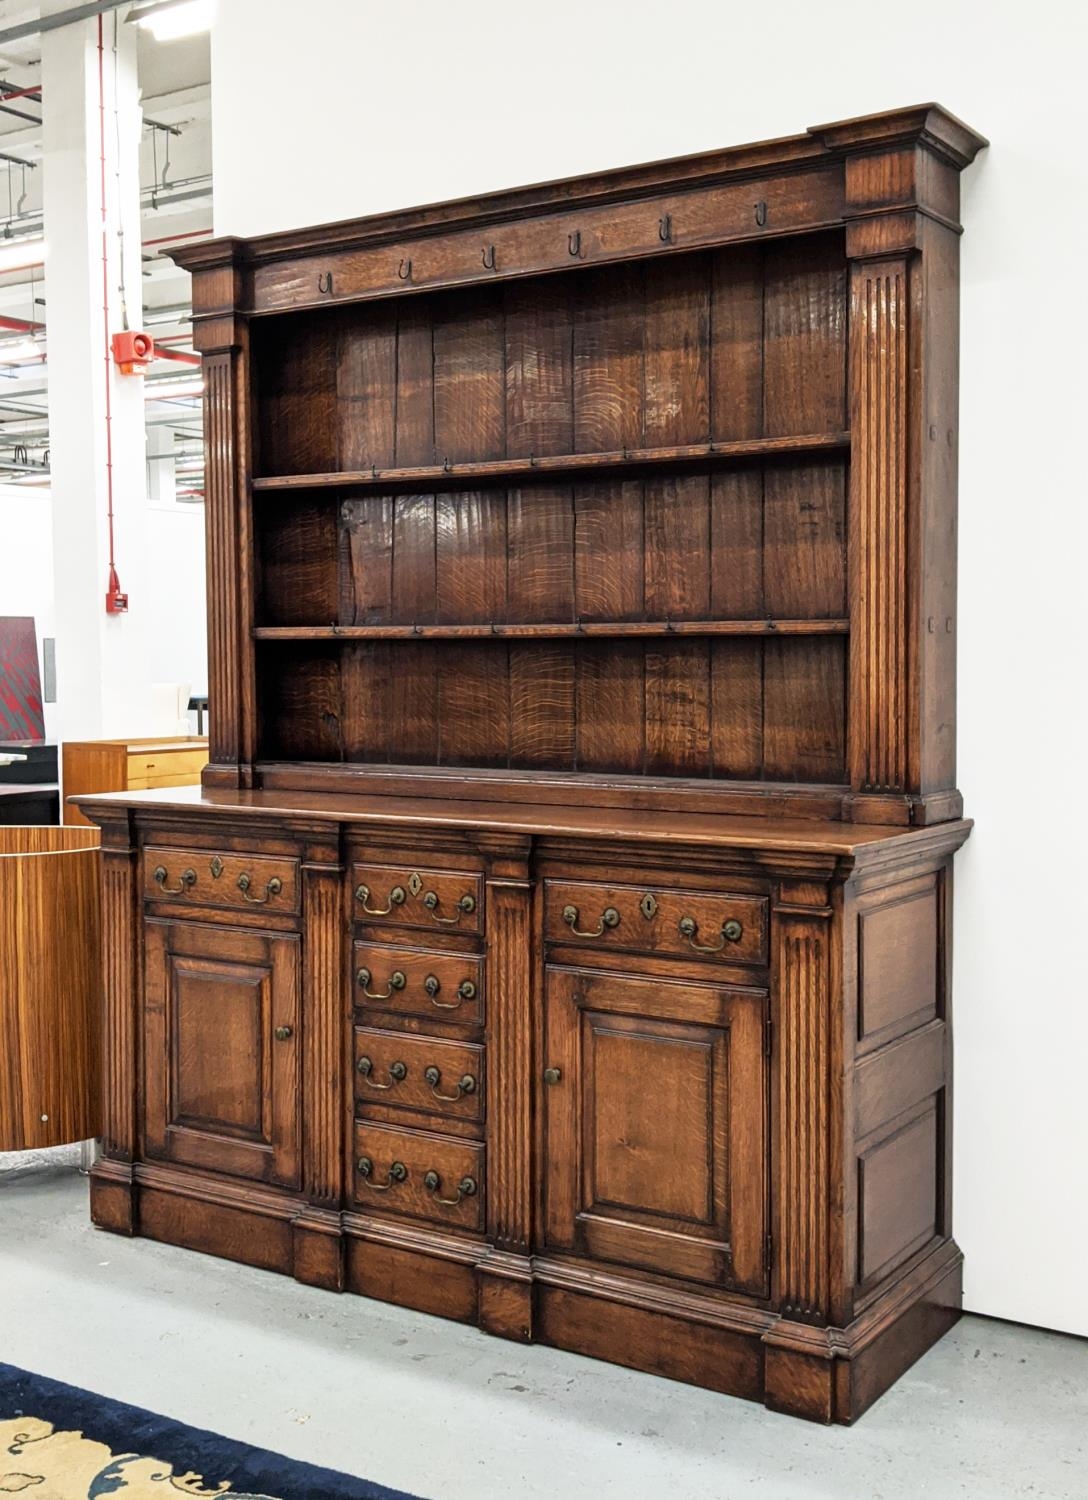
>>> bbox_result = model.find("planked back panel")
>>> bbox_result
[251,233,849,785]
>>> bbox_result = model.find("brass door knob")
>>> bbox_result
[543,1067,562,1085]
[274,1025,293,1041]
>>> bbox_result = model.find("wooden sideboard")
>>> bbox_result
[77,104,985,1424]
[64,737,208,827]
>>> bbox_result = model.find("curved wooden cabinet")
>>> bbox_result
[0,825,101,1150]
[78,105,984,1424]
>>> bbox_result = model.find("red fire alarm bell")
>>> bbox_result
[105,565,129,615]
[111,330,154,374]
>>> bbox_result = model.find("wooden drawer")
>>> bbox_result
[353,942,484,1025]
[354,1027,484,1124]
[127,748,207,782]
[143,847,300,914]
[352,862,482,935]
[543,879,768,967]
[352,1121,484,1232]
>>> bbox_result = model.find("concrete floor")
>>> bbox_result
[1,1153,1084,1500]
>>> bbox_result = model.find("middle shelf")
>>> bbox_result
[252,620,850,641]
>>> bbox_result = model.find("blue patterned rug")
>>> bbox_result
[0,1362,424,1498]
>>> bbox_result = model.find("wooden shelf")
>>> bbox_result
[250,431,850,495]
[253,619,850,642]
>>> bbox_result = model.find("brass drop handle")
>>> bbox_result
[357,1056,407,1090]
[424,974,477,1010]
[356,1156,407,1190]
[154,865,196,895]
[356,967,407,1000]
[678,915,743,953]
[424,1065,476,1102]
[274,1025,293,1042]
[562,903,620,939]
[423,1169,477,1205]
[422,889,476,925]
[237,872,283,905]
[356,883,406,916]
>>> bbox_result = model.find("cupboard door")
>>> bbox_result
[144,920,301,1189]
[542,967,767,1294]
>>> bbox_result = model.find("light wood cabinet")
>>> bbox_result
[63,737,207,825]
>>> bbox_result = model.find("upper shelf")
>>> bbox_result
[251,432,850,495]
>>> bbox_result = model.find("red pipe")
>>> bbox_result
[0,86,42,103]
[98,16,123,614]
[0,314,44,332]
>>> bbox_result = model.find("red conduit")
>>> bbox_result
[97,15,123,613]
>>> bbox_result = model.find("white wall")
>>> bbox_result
[0,488,208,737]
[0,487,59,742]
[211,0,1088,1336]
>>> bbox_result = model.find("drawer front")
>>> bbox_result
[143,847,300,914]
[354,1027,484,1124]
[353,942,484,1025]
[353,862,483,935]
[128,748,207,782]
[352,1121,484,1232]
[544,879,768,967]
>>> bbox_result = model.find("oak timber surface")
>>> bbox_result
[89,105,985,1423]
[75,784,969,857]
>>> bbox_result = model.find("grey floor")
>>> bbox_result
[1,1152,1085,1500]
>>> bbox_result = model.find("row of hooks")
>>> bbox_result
[315,200,770,298]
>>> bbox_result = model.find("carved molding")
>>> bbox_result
[302,863,343,1207]
[776,919,832,1322]
[100,849,137,1161]
[204,351,242,766]
[485,873,533,1252]
[849,258,910,793]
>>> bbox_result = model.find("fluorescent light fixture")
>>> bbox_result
[145,376,204,400]
[0,337,44,364]
[0,237,46,273]
[136,0,214,41]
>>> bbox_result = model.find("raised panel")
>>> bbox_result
[587,1019,715,1224]
[857,881,939,1048]
[858,1103,939,1286]
[144,921,300,1189]
[543,967,767,1294]
[172,958,267,1138]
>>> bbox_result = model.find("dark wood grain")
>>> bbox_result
[95,108,984,1422]
[505,280,573,457]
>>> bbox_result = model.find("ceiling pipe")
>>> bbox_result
[0,2,136,46]
[0,0,197,46]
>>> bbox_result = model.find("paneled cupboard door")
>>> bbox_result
[144,920,301,1188]
[542,967,768,1295]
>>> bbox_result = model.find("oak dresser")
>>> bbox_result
[77,103,985,1423]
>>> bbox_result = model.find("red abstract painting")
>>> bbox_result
[0,616,46,741]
